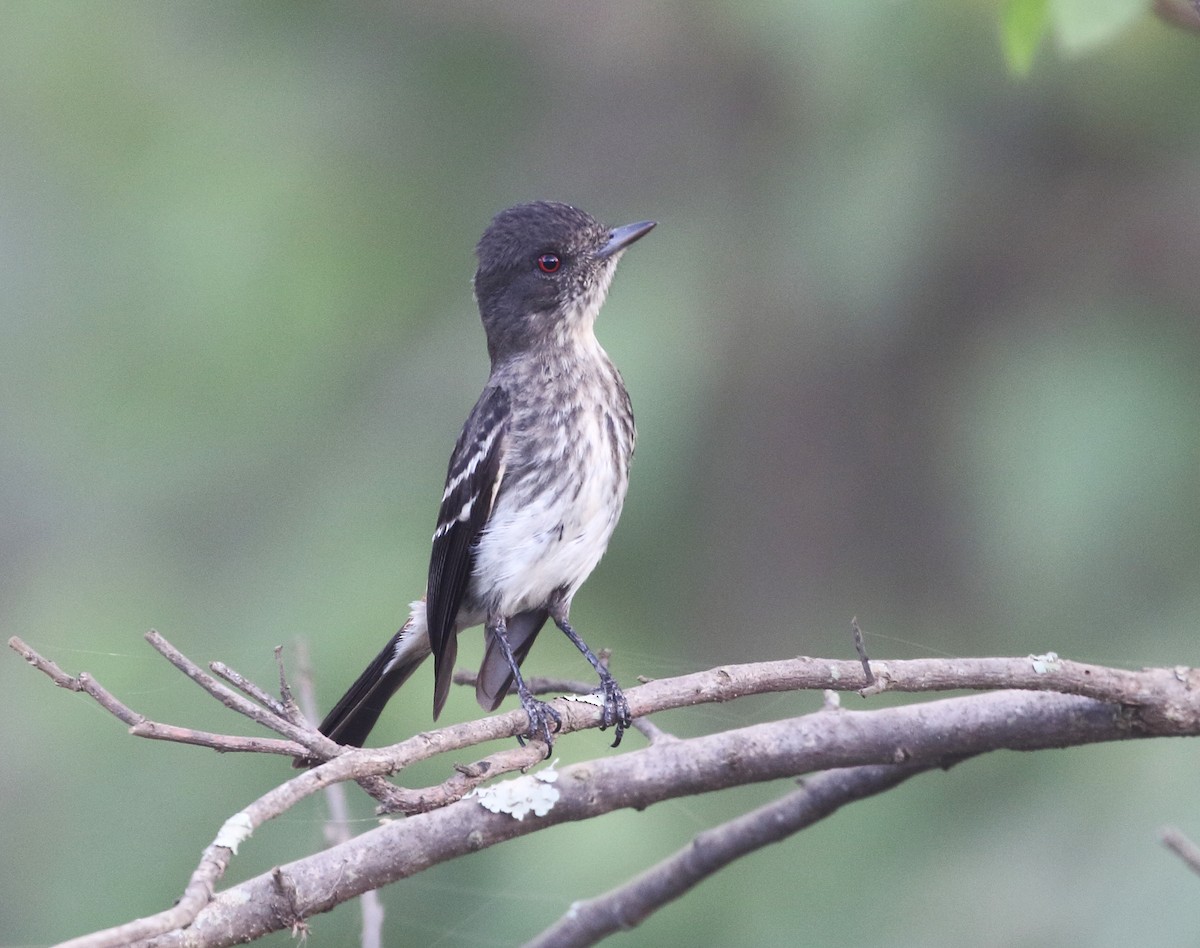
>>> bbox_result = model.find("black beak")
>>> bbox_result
[597,220,657,260]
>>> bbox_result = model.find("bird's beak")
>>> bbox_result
[597,220,657,259]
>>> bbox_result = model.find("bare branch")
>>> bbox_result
[292,640,351,841]
[129,721,303,755]
[12,631,1200,948]
[452,651,1200,735]
[9,635,144,727]
[379,743,546,815]
[293,640,386,948]
[210,659,292,720]
[851,615,874,684]
[144,631,319,746]
[273,644,308,726]
[528,761,927,947]
[8,635,321,757]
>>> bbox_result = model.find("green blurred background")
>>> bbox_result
[3,2,1199,945]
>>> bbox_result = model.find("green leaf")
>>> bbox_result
[1050,0,1149,55]
[1001,0,1051,75]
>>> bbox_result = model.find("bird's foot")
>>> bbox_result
[515,690,562,757]
[595,672,632,748]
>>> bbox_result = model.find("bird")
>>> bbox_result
[312,201,655,756]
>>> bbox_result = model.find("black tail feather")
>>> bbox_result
[316,632,426,749]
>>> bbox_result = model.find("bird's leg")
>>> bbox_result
[550,610,631,747]
[487,614,561,754]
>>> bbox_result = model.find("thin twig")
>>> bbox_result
[210,660,290,719]
[8,636,307,754]
[129,721,304,755]
[379,742,546,815]
[147,631,347,761]
[274,645,307,726]
[145,631,315,743]
[294,640,386,948]
[851,615,874,685]
[9,636,143,726]
[293,640,354,841]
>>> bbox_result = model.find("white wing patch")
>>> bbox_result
[441,424,503,502]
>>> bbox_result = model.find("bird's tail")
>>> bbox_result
[313,599,431,750]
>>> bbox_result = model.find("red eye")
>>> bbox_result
[537,253,561,273]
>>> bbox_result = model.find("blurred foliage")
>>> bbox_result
[3,1,1200,946]
[1003,0,1198,75]
[1002,0,1054,73]
[1049,0,1149,53]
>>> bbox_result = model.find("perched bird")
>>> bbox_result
[314,201,655,754]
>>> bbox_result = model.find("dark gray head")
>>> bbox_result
[473,201,655,363]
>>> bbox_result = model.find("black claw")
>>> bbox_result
[516,691,561,757]
[549,613,632,747]
[595,675,632,748]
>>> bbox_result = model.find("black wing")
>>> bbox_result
[426,384,510,716]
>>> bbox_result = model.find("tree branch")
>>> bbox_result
[527,761,928,947]
[128,689,1184,948]
[10,632,1200,948]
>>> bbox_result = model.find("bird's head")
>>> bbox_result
[473,201,655,362]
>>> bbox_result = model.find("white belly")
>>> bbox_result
[469,409,628,617]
